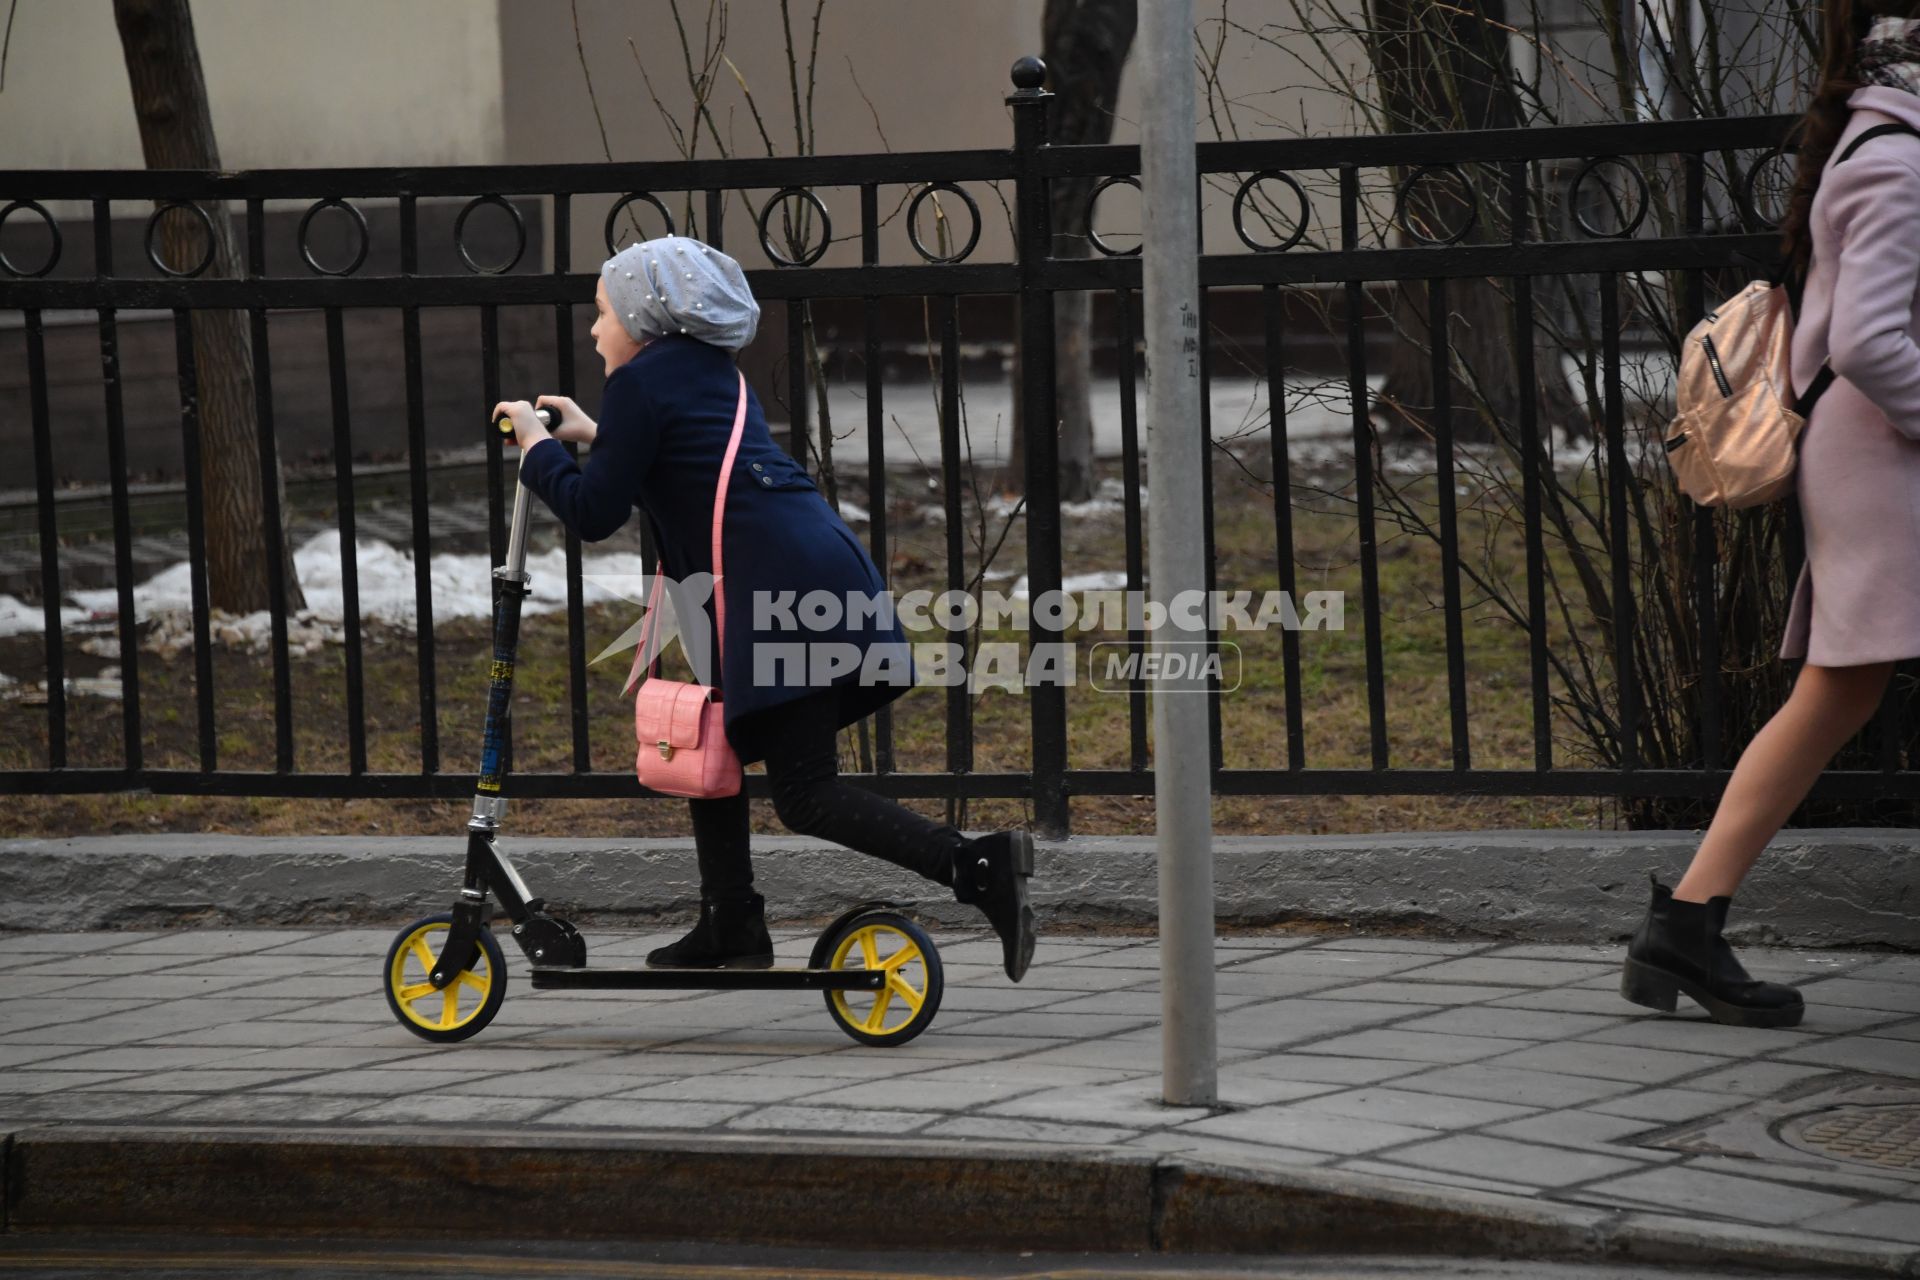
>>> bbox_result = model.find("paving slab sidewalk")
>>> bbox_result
[0,926,1916,1269]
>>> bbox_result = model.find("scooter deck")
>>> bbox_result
[529,965,886,992]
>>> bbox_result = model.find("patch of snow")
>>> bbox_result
[1008,569,1134,601]
[837,500,871,524]
[61,532,656,656]
[0,594,89,640]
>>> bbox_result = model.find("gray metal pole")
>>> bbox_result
[1139,0,1217,1106]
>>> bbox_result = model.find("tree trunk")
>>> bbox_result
[1361,0,1583,445]
[113,0,304,614]
[1013,0,1135,501]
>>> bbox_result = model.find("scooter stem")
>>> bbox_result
[472,451,536,828]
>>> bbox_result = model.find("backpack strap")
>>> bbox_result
[1785,121,1920,415]
[1836,120,1920,165]
[625,372,750,694]
[1779,122,1920,320]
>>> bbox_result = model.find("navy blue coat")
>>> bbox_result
[519,334,912,764]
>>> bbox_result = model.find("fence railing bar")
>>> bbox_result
[481,305,507,570]
[93,197,142,774]
[935,292,972,780]
[0,117,1802,204]
[1198,286,1225,772]
[1340,165,1389,770]
[172,307,217,771]
[324,305,367,776]
[245,197,296,773]
[1262,283,1305,772]
[18,762,1920,804]
[555,194,589,774]
[1044,113,1800,179]
[1116,285,1149,773]
[1507,159,1553,772]
[26,307,65,770]
[1680,152,1724,774]
[1429,276,1470,770]
[705,188,726,250]
[1599,270,1639,772]
[860,182,894,773]
[399,193,440,774]
[0,237,1798,310]
[787,300,808,466]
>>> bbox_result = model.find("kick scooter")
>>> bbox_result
[379,407,944,1047]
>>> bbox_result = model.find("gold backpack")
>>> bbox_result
[1664,121,1919,508]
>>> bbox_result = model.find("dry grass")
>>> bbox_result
[2,444,1613,838]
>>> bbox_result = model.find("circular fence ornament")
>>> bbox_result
[454,195,527,275]
[757,188,831,267]
[906,183,982,264]
[297,197,372,276]
[1568,155,1651,239]
[603,192,676,256]
[144,201,217,278]
[1085,176,1143,258]
[1392,165,1480,247]
[1231,171,1310,253]
[0,200,62,278]
[1743,147,1797,233]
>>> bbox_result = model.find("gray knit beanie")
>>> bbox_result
[601,235,761,352]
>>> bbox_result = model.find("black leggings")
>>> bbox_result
[688,687,965,898]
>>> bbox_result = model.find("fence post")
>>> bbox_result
[1008,57,1070,839]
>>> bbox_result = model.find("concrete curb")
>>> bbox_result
[3,829,1918,946]
[3,1126,1916,1275]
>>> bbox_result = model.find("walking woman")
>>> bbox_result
[1622,0,1920,1028]
[492,235,1036,982]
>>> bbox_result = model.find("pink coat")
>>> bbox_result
[1782,85,1920,666]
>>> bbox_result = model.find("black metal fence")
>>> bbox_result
[4,60,1912,834]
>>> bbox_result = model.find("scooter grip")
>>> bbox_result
[495,405,560,436]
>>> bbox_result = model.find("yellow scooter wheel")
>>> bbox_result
[383,913,507,1043]
[819,910,943,1047]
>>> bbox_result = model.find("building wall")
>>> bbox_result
[498,0,1367,272]
[0,0,506,176]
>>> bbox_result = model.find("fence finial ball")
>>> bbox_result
[1010,56,1047,90]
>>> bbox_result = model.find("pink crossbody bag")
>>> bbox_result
[625,371,747,798]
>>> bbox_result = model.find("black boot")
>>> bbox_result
[951,830,1036,983]
[1621,873,1804,1028]
[646,891,775,970]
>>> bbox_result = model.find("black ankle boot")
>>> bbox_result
[646,891,775,970]
[951,830,1036,983]
[1621,873,1803,1028]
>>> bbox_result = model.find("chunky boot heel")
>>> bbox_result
[1620,873,1804,1028]
[1620,958,1679,1012]
[953,829,1037,983]
[1010,830,1035,875]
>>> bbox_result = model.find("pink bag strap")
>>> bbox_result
[627,371,749,693]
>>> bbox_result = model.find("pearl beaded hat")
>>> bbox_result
[600,234,761,352]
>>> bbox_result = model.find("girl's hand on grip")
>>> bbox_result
[536,395,597,444]
[491,400,549,452]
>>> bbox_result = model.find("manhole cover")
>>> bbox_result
[1781,1104,1920,1172]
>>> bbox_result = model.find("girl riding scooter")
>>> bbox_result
[492,235,1035,983]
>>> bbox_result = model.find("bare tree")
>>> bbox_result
[1203,0,1914,826]
[1360,0,1584,445]
[1034,0,1137,503]
[112,0,303,614]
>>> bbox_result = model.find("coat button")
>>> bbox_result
[760,475,772,485]
[751,462,763,471]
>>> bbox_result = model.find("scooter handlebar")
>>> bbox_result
[495,405,560,438]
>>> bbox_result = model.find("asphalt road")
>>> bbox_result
[0,1236,1841,1280]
